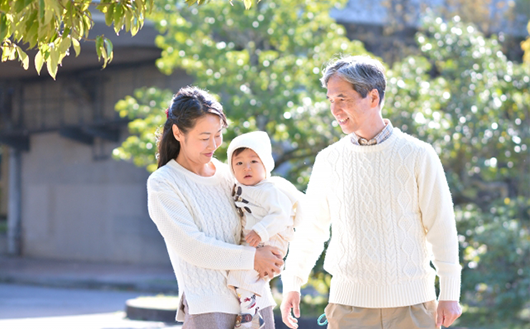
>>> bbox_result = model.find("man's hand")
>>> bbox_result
[245,230,262,247]
[254,245,283,278]
[280,291,301,329]
[436,300,462,327]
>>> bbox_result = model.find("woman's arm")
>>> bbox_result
[148,175,283,275]
[148,175,255,270]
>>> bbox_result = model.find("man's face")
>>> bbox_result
[326,75,377,135]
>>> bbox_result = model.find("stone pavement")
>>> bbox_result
[0,255,182,329]
[0,255,323,329]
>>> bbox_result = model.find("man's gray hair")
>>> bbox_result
[321,55,387,105]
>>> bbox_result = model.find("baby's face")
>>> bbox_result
[232,149,266,186]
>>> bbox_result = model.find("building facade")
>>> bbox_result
[0,15,191,265]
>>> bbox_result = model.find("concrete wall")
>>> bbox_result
[0,145,7,218]
[20,131,168,264]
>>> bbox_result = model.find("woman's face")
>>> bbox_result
[174,114,223,167]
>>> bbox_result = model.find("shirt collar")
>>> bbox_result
[351,119,394,146]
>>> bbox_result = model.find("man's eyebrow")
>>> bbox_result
[326,93,347,99]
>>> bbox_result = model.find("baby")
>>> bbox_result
[226,131,303,329]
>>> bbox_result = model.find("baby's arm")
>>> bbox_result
[245,230,262,247]
[251,187,294,243]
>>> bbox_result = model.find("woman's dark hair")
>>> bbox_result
[157,86,227,168]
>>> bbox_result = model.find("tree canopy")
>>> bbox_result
[113,0,367,178]
[0,0,152,79]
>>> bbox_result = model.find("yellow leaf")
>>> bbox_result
[16,46,29,70]
[58,36,71,57]
[46,57,57,79]
[72,38,81,57]
[44,5,54,25]
[47,48,59,79]
[35,50,44,75]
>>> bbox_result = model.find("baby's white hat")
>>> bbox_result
[227,131,275,178]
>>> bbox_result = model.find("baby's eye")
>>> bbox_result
[235,162,242,166]
[251,160,259,163]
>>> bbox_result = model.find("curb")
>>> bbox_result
[126,303,179,323]
[125,296,179,323]
[0,274,179,294]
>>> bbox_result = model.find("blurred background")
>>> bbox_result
[0,0,529,328]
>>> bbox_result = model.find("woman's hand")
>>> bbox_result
[245,230,262,247]
[254,245,283,278]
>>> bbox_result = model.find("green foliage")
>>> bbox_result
[383,13,530,326]
[387,14,530,209]
[456,199,530,326]
[113,87,173,173]
[0,0,152,79]
[115,0,369,187]
[184,0,257,10]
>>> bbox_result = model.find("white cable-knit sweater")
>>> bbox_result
[282,129,461,308]
[147,159,275,321]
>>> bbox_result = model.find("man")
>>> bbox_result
[280,55,462,329]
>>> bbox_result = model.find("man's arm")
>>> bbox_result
[280,153,332,326]
[416,145,462,301]
[416,145,462,326]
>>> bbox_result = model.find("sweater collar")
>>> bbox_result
[344,128,401,153]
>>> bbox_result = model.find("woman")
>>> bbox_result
[147,86,283,329]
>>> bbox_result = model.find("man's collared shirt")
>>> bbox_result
[351,119,394,146]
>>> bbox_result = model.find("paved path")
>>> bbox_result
[0,283,182,329]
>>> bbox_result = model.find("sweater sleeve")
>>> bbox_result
[147,174,255,271]
[416,145,462,301]
[251,188,294,243]
[281,153,332,293]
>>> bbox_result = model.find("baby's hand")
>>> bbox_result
[245,230,262,247]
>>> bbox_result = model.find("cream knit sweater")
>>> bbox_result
[147,159,274,321]
[282,129,461,308]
